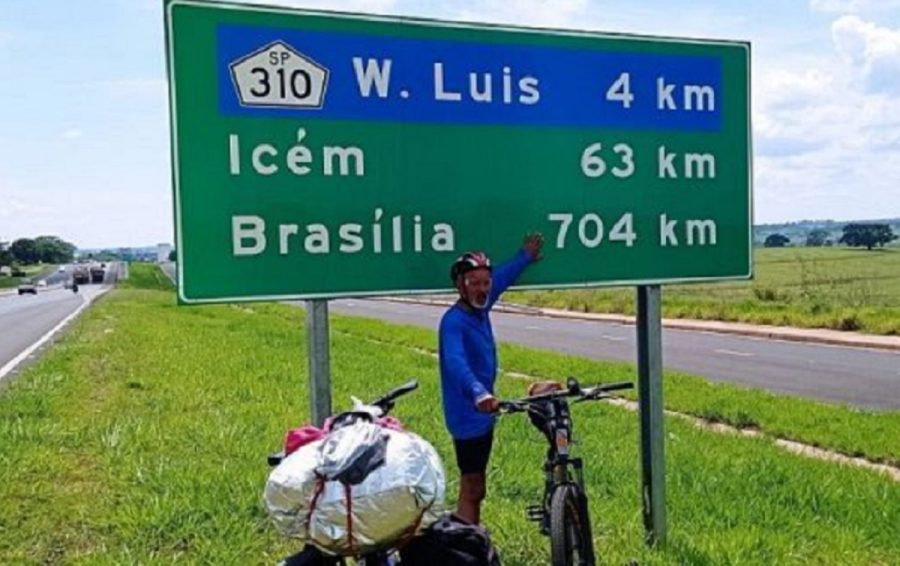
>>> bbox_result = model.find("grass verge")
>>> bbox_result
[506,247,900,335]
[119,262,175,291]
[0,264,898,564]
[0,264,57,289]
[337,316,900,468]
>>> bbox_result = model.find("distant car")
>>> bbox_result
[17,280,37,295]
[37,279,48,287]
[58,266,67,272]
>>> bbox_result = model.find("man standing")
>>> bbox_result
[438,233,544,524]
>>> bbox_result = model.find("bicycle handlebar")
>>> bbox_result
[498,378,633,413]
[370,379,419,413]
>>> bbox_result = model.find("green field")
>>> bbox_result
[1,264,898,564]
[507,247,900,335]
[0,263,57,289]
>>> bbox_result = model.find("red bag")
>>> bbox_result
[283,417,405,457]
[284,425,326,456]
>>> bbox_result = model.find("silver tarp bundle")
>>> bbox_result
[265,419,446,556]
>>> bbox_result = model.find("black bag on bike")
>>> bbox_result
[279,544,331,566]
[400,513,501,566]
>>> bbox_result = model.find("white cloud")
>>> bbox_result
[247,0,402,15]
[0,31,12,47]
[832,15,900,92]
[0,185,169,248]
[810,0,900,14]
[61,128,82,140]
[750,11,900,221]
[448,0,589,29]
[97,78,167,99]
[0,197,27,218]
[0,195,53,219]
[810,0,860,13]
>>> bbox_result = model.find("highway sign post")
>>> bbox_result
[165,0,751,546]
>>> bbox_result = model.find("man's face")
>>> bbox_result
[459,268,492,309]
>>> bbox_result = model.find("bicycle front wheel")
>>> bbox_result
[549,484,595,566]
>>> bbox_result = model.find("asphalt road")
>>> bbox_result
[0,264,118,379]
[325,299,900,410]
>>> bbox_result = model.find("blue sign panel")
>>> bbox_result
[217,25,722,131]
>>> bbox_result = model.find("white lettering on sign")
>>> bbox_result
[353,57,393,98]
[659,214,678,247]
[549,212,718,250]
[228,128,365,178]
[657,76,716,112]
[580,142,635,179]
[659,214,718,247]
[230,41,329,109]
[548,212,636,249]
[606,72,634,108]
[687,219,718,246]
[433,62,540,105]
[231,209,456,257]
[233,215,267,255]
[657,146,717,179]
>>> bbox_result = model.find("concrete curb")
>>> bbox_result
[378,296,900,352]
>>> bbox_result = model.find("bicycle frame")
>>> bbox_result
[501,378,633,565]
[535,397,586,489]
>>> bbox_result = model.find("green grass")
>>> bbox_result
[506,247,900,335]
[119,261,175,291]
[0,263,57,289]
[0,264,898,564]
[337,316,900,468]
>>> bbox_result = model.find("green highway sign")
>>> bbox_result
[165,0,751,304]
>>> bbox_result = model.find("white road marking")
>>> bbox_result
[0,287,111,382]
[714,348,754,357]
[600,334,626,342]
[525,325,542,330]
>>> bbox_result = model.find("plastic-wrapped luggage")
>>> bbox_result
[265,414,446,556]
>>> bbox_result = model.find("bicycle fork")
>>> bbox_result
[526,457,585,534]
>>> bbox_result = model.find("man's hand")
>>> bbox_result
[476,394,500,413]
[527,381,563,396]
[523,232,544,261]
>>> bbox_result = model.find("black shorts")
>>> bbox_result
[453,430,494,475]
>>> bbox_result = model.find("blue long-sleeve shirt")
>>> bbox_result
[438,249,533,440]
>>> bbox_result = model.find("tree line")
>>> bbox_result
[764,223,897,250]
[0,236,77,267]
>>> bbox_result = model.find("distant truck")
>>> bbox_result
[90,266,105,284]
[73,266,90,285]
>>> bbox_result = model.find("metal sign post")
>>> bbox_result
[306,299,331,427]
[636,285,666,546]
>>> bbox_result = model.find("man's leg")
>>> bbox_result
[457,472,487,524]
[453,430,494,524]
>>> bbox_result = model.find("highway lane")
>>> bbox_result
[159,261,899,409]
[325,299,900,410]
[0,264,118,379]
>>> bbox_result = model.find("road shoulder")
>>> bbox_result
[381,295,900,352]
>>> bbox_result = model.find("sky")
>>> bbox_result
[1,0,899,249]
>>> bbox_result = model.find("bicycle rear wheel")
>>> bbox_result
[549,484,595,566]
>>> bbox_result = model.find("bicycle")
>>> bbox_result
[268,380,422,566]
[499,377,634,566]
